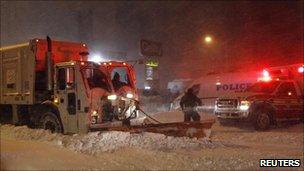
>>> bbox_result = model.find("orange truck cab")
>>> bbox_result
[101,61,138,100]
[99,61,140,120]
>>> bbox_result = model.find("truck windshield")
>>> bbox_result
[246,81,280,93]
[81,68,109,91]
[111,67,132,91]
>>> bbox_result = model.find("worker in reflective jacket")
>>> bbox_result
[180,88,202,122]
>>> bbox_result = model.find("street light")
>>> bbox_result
[204,35,212,44]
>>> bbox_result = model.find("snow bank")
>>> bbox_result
[0,124,224,155]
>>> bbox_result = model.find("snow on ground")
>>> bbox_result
[0,124,220,155]
[1,139,104,170]
[1,111,303,170]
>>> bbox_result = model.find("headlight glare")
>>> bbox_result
[107,94,117,100]
[126,93,134,99]
[240,100,250,110]
[91,110,98,116]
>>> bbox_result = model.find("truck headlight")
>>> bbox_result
[107,94,117,100]
[240,100,250,110]
[126,93,134,99]
[53,97,59,104]
[91,110,98,116]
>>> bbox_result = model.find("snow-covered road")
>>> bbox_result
[1,117,303,170]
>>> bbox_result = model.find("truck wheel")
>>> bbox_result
[254,111,271,131]
[40,112,63,133]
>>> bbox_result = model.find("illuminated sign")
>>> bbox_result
[146,60,158,67]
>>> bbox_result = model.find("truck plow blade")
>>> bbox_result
[90,119,215,139]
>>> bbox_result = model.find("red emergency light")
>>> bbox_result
[258,70,272,82]
[263,70,269,77]
[298,66,304,73]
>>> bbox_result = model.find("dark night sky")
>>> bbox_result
[1,1,303,89]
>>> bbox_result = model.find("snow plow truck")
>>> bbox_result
[0,37,134,133]
[0,37,214,138]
